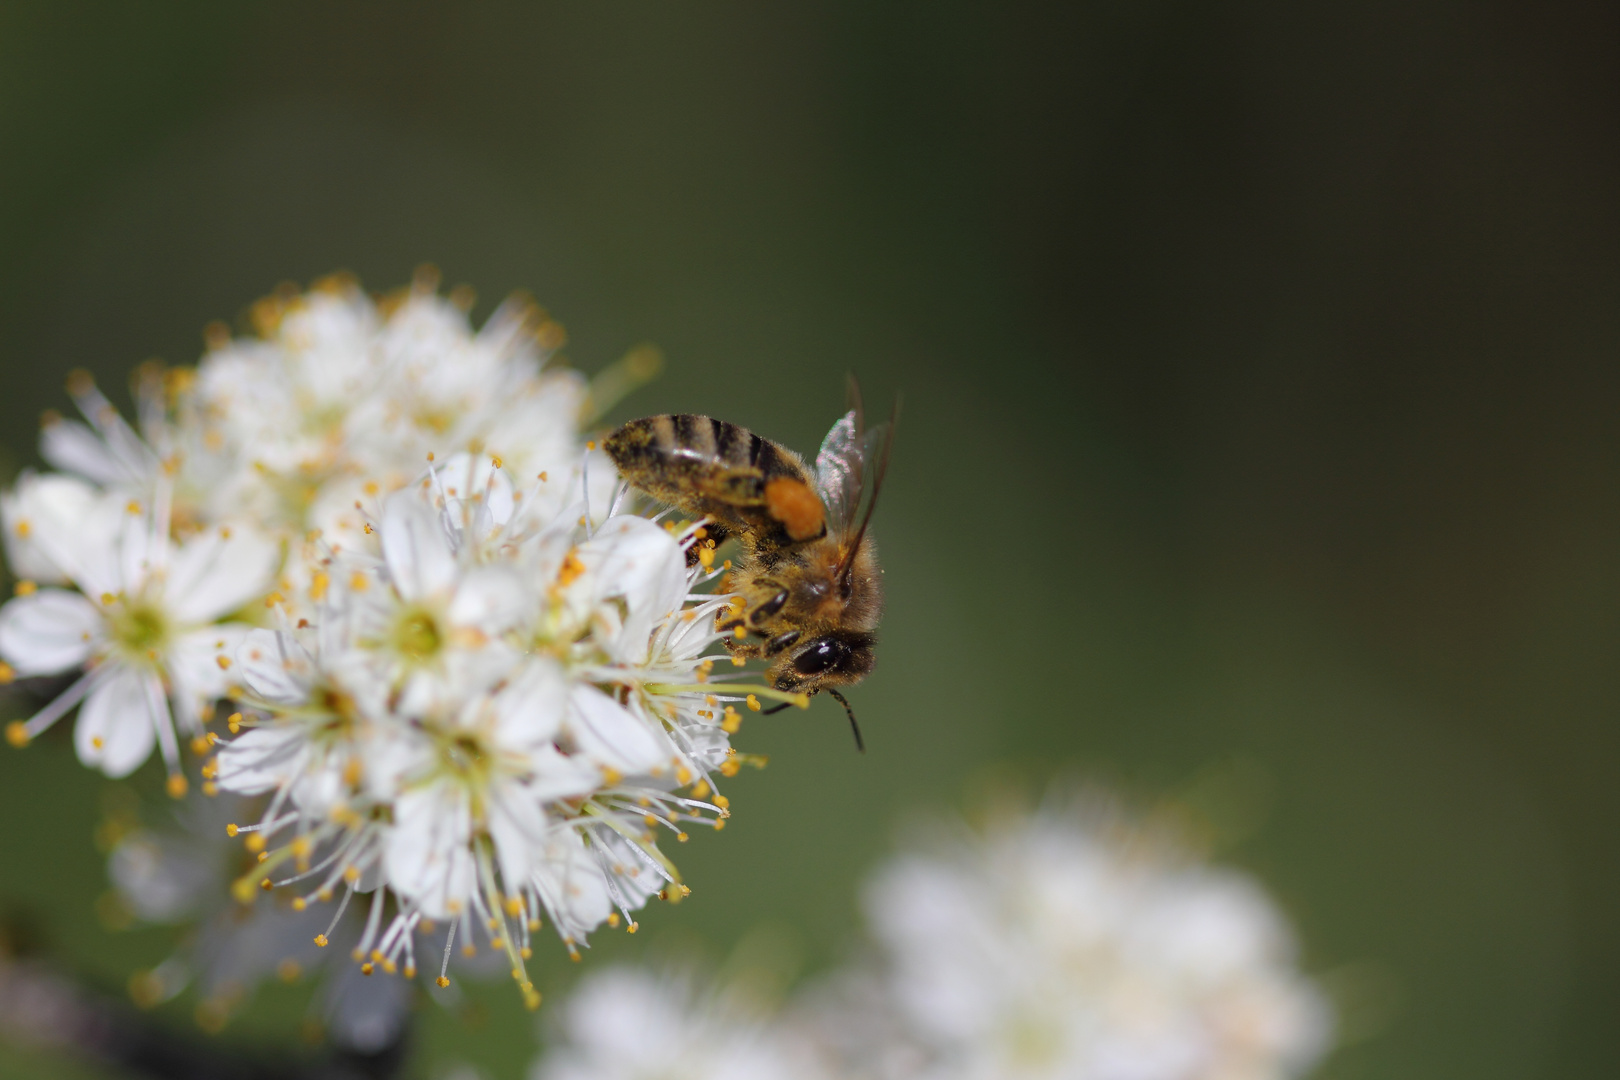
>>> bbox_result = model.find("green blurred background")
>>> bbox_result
[0,3,1614,1077]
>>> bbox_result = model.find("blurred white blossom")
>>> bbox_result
[802,794,1334,1080]
[533,966,829,1080]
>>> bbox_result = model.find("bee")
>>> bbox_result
[603,381,895,751]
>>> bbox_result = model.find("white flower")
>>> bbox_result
[210,453,786,1011]
[1,272,794,1020]
[811,795,1334,1080]
[533,967,829,1080]
[0,489,277,783]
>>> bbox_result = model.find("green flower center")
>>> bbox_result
[110,601,171,662]
[390,606,443,663]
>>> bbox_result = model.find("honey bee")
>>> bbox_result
[604,381,895,750]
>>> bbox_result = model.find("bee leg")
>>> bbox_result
[722,637,766,660]
[684,523,731,568]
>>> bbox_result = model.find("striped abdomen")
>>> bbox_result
[604,414,826,546]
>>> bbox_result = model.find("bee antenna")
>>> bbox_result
[828,689,865,753]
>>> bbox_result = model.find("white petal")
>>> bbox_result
[525,745,603,803]
[385,783,474,919]
[75,666,157,777]
[169,625,252,702]
[1,472,100,584]
[216,725,308,795]
[0,589,101,674]
[235,628,315,704]
[39,419,143,487]
[488,785,544,886]
[490,657,570,749]
[567,686,670,776]
[447,565,530,633]
[380,491,456,601]
[165,524,280,624]
[566,516,687,663]
[532,830,614,938]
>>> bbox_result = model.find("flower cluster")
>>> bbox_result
[1,273,785,1008]
[534,793,1334,1080]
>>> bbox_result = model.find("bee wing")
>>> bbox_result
[815,375,894,535]
[814,408,864,534]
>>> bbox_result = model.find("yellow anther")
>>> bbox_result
[486,917,500,931]
[13,581,35,597]
[527,918,541,932]
[370,949,384,963]
[462,943,478,957]
[520,946,532,960]
[5,722,29,748]
[504,896,524,917]
[310,571,329,601]
[746,694,761,712]
[404,964,417,979]
[245,834,266,853]
[720,760,740,777]
[714,818,727,831]
[227,712,242,733]
[524,990,542,1010]
[292,897,306,911]
[207,731,220,746]
[343,866,360,883]
[215,655,232,670]
[259,876,272,889]
[539,471,548,482]
[627,921,639,933]
[490,937,505,950]
[13,520,30,538]
[166,775,188,799]
[257,852,269,863]
[360,963,374,976]
[677,832,690,843]
[190,736,209,755]
[91,736,105,750]
[675,766,692,785]
[586,440,597,451]
[608,912,621,927]
[226,823,240,838]
[643,814,658,827]
[349,572,369,591]
[126,500,141,515]
[436,976,450,988]
[277,960,301,982]
[202,782,218,796]
[263,592,283,608]
[101,592,116,605]
[490,455,503,469]
[383,960,397,974]
[734,626,746,639]
[731,655,746,667]
[714,794,730,809]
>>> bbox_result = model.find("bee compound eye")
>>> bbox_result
[792,637,847,676]
[751,589,789,625]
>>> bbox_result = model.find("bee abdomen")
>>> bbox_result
[605,414,823,545]
[608,415,805,480]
